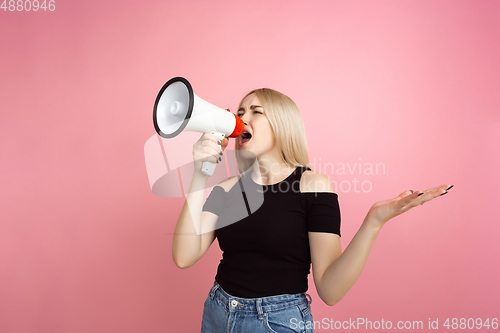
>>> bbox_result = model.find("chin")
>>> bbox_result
[236,148,257,162]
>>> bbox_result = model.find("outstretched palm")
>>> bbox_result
[367,184,453,228]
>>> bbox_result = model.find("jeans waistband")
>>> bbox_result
[208,280,312,315]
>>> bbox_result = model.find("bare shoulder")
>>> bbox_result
[217,175,241,193]
[300,170,335,193]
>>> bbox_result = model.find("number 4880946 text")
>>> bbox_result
[1,0,56,11]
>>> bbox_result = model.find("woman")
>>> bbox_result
[172,88,452,333]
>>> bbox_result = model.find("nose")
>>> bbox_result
[240,115,249,125]
[239,112,250,125]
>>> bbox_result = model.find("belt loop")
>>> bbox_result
[210,282,220,299]
[256,299,264,319]
[305,293,312,305]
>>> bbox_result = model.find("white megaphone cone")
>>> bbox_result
[153,77,244,176]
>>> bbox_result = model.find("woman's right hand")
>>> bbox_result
[192,132,229,176]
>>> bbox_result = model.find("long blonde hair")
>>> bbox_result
[235,88,312,173]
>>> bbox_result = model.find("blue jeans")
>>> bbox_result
[201,280,314,333]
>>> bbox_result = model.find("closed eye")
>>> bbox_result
[237,110,263,117]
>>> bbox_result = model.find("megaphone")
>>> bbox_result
[153,77,244,176]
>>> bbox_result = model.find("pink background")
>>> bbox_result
[1,0,499,332]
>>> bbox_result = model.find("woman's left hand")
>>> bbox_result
[366,184,453,229]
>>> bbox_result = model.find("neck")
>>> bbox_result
[250,157,296,186]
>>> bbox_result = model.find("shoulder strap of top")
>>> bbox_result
[298,165,312,175]
[282,166,310,193]
[287,165,311,184]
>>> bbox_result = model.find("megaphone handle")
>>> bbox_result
[201,131,226,176]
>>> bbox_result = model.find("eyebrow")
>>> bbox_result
[237,105,264,112]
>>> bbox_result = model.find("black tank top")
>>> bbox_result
[202,166,341,298]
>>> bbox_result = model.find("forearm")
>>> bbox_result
[318,216,382,306]
[171,173,208,267]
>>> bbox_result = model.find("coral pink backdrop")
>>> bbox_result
[1,1,499,332]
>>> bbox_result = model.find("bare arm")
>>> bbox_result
[310,218,380,306]
[304,171,452,306]
[172,173,218,268]
[171,133,228,269]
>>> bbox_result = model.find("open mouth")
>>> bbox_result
[239,131,252,146]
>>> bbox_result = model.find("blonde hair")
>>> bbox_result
[235,88,312,173]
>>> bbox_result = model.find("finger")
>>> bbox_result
[397,190,429,208]
[399,190,414,198]
[418,185,451,205]
[440,184,454,192]
[194,149,217,164]
[199,132,220,147]
[196,140,221,160]
[420,184,452,194]
[221,137,229,150]
[391,190,418,211]
[201,139,221,155]
[203,132,221,144]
